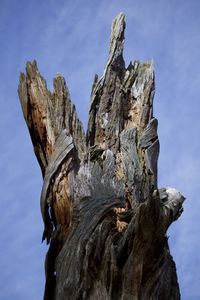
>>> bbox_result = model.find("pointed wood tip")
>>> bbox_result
[25,60,39,81]
[19,71,25,81]
[113,12,125,22]
[55,72,63,78]
[26,59,38,71]
[112,12,125,30]
[109,12,126,50]
[106,13,126,69]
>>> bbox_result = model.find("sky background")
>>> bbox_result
[0,0,199,299]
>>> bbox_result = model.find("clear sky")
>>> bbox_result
[0,0,200,299]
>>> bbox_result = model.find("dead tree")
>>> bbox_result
[18,13,185,300]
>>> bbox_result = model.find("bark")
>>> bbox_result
[18,13,185,300]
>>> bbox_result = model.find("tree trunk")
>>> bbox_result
[18,13,185,300]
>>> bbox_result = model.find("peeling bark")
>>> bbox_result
[18,13,185,300]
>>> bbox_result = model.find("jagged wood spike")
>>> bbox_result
[18,13,185,300]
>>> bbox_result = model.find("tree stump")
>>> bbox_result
[18,13,185,300]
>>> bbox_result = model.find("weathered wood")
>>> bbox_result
[18,13,185,300]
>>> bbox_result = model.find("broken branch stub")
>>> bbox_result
[19,12,185,300]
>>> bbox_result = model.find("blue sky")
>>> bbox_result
[0,0,200,299]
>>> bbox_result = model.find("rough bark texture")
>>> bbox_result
[18,13,185,300]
